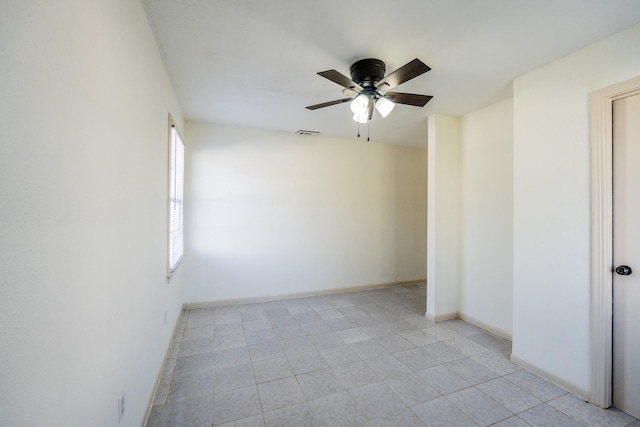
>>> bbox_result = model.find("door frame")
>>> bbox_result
[590,75,640,408]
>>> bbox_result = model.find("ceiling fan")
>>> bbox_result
[306,58,433,123]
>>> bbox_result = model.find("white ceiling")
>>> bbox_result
[142,0,640,146]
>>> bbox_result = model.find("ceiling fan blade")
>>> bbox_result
[384,92,433,107]
[375,59,431,90]
[342,87,357,97]
[318,70,364,92]
[306,97,352,110]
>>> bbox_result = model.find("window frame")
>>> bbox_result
[167,116,185,275]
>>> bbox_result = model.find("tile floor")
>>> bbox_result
[145,284,639,427]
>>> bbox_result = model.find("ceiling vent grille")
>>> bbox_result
[295,130,320,136]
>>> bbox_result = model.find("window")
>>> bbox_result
[168,121,184,273]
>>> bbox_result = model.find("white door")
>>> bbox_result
[613,93,640,419]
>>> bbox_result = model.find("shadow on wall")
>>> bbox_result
[183,123,427,304]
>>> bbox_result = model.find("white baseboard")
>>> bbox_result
[424,310,513,342]
[425,311,458,322]
[457,312,512,342]
[397,279,427,286]
[141,311,184,427]
[510,354,590,400]
[184,279,426,310]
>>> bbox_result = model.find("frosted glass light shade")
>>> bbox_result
[350,93,369,115]
[375,97,395,118]
[353,113,368,124]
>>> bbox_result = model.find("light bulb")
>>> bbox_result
[350,93,369,116]
[353,113,367,124]
[375,97,395,118]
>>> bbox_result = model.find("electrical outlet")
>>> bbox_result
[118,391,125,423]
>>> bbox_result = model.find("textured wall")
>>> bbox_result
[0,1,184,425]
[512,23,640,395]
[183,122,427,303]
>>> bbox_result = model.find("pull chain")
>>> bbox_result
[367,122,370,142]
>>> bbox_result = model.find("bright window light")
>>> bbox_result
[168,122,184,273]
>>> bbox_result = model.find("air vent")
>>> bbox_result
[295,130,320,136]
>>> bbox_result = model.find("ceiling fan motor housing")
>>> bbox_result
[350,58,386,87]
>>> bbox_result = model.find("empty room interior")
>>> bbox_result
[2,1,640,426]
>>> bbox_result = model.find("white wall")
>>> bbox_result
[0,2,184,426]
[512,23,640,396]
[426,114,462,320]
[184,122,427,303]
[460,99,514,337]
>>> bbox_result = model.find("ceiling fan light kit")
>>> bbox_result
[350,93,370,116]
[353,113,368,124]
[306,58,432,127]
[375,96,395,118]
